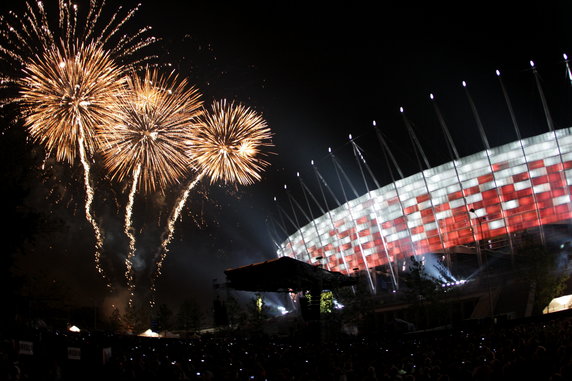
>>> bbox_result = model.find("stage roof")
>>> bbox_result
[224,256,358,292]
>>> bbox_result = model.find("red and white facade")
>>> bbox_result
[278,129,572,275]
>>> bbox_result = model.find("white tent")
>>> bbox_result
[138,329,160,338]
[543,294,572,314]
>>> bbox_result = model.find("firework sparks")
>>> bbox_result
[21,43,125,163]
[1,0,156,288]
[19,42,125,288]
[124,163,141,308]
[98,68,203,305]
[0,0,155,89]
[150,100,273,304]
[189,99,273,185]
[98,68,203,194]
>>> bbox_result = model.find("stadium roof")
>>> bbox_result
[224,256,358,292]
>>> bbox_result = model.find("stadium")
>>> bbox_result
[271,63,572,302]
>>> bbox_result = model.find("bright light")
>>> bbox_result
[139,329,160,338]
[277,306,288,315]
[462,81,467,87]
[495,69,501,76]
[429,93,434,100]
[442,279,466,288]
[68,325,80,333]
[543,295,572,314]
[277,129,572,278]
[530,60,535,68]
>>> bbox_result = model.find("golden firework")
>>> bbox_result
[98,68,204,194]
[0,0,155,73]
[20,42,125,163]
[1,0,156,154]
[0,0,156,288]
[190,99,273,185]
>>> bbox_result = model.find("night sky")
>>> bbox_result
[2,1,572,319]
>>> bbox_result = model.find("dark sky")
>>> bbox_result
[3,1,572,317]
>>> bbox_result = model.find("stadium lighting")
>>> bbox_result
[274,76,572,289]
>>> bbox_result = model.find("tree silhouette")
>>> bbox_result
[516,235,570,315]
[403,256,446,329]
[176,299,203,334]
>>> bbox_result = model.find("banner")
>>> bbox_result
[18,341,33,355]
[67,347,81,360]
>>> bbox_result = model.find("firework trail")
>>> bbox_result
[98,68,203,305]
[124,163,141,305]
[20,42,124,288]
[150,99,273,303]
[150,171,205,306]
[0,0,156,287]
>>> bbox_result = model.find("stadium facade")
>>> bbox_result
[276,128,572,289]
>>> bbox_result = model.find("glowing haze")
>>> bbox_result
[150,100,274,305]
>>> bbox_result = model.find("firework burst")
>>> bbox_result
[150,100,273,305]
[21,42,125,163]
[0,0,156,288]
[189,99,273,185]
[18,41,126,289]
[98,68,204,194]
[97,68,203,306]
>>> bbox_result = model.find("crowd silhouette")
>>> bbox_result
[3,310,572,380]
